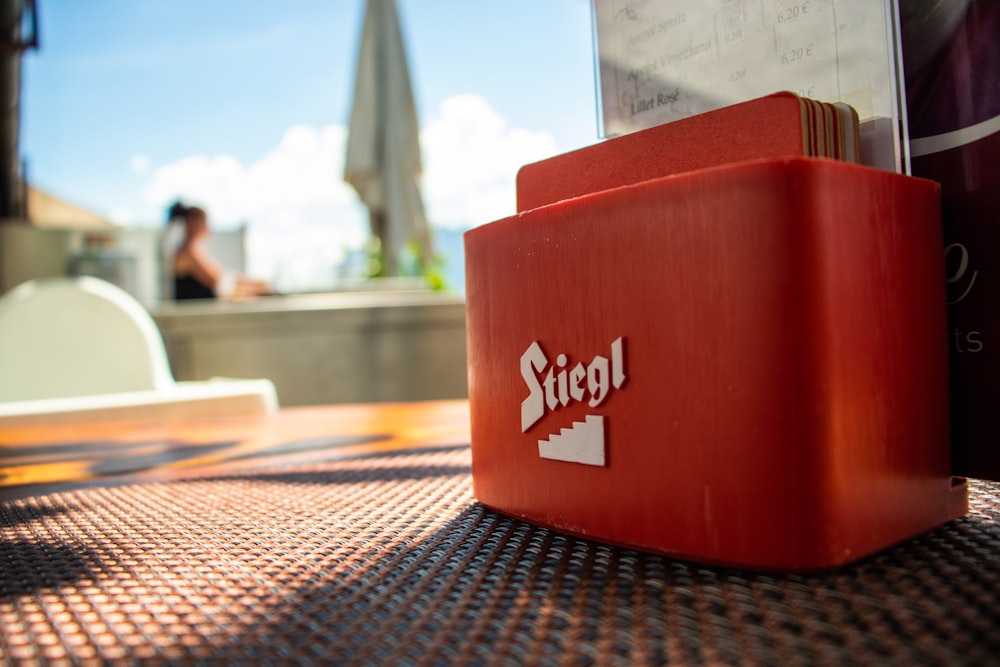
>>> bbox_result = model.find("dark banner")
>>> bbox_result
[904,0,1000,480]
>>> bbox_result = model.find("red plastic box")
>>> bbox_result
[464,157,967,571]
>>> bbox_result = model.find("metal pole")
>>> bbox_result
[0,0,37,222]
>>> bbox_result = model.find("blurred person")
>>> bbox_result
[168,202,271,301]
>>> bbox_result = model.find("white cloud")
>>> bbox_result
[140,94,559,290]
[143,124,362,227]
[421,94,559,228]
[108,206,133,224]
[142,124,369,287]
[130,153,150,174]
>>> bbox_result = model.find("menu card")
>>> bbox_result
[592,0,908,172]
[903,0,1000,481]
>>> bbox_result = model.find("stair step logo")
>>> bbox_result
[520,337,626,467]
[537,415,607,465]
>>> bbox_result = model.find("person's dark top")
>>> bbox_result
[174,274,215,300]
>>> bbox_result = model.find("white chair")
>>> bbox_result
[0,276,277,426]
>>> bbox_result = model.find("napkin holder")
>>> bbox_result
[464,157,967,571]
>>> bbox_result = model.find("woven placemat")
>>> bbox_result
[1,446,997,665]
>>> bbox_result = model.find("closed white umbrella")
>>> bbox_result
[343,0,432,276]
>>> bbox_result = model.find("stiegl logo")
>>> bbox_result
[520,337,626,466]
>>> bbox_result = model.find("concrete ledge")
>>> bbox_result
[152,292,469,406]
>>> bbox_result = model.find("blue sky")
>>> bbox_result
[22,1,598,287]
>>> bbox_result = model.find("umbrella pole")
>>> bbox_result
[370,210,395,277]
